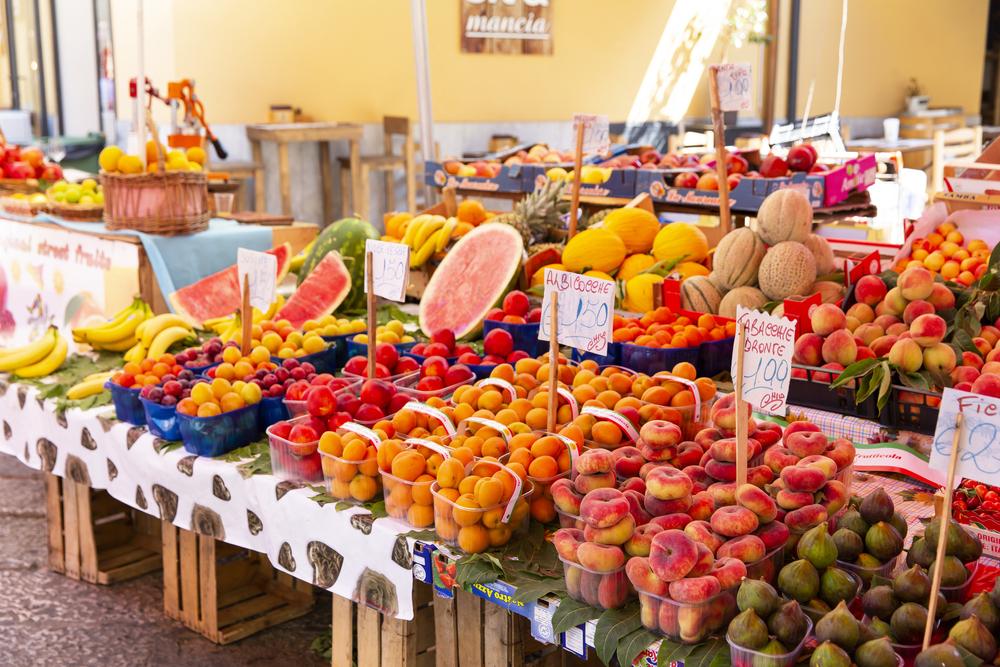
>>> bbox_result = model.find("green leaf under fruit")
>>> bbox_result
[550,597,600,635]
[657,636,729,667]
[616,628,661,667]
[594,603,642,665]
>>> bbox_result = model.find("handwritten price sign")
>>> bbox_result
[573,113,610,156]
[538,268,614,356]
[731,306,795,415]
[929,389,1000,487]
[237,248,277,311]
[715,63,752,112]
[364,239,409,302]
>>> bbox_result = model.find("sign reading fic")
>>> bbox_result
[363,239,409,303]
[929,388,1000,487]
[237,248,277,311]
[538,268,614,356]
[715,63,752,112]
[731,306,795,415]
[460,0,553,56]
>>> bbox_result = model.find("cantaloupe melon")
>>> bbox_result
[811,280,845,304]
[603,208,660,253]
[680,275,723,314]
[719,286,768,318]
[751,189,813,246]
[562,228,626,273]
[804,234,836,275]
[757,241,817,301]
[712,227,766,289]
[652,223,708,264]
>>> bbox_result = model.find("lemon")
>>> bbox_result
[580,166,605,184]
[187,162,202,172]
[117,154,143,175]
[186,146,207,165]
[64,186,82,204]
[99,146,123,172]
[79,195,95,205]
[81,178,97,192]
[50,180,68,193]
[93,192,104,204]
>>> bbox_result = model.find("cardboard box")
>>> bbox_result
[424,160,528,193]
[522,164,637,199]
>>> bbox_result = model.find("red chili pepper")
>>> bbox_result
[986,490,999,502]
[976,484,988,498]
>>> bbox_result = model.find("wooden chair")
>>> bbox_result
[339,116,416,217]
[931,126,983,193]
[898,113,965,170]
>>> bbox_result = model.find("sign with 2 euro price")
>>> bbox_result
[364,239,409,302]
[731,306,795,415]
[929,388,1000,487]
[538,268,614,356]
[237,248,277,311]
[572,113,610,156]
[715,63,752,112]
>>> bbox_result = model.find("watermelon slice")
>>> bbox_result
[169,243,291,326]
[275,252,351,328]
[419,223,524,339]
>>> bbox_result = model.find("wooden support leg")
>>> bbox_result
[349,138,365,221]
[252,140,265,212]
[456,590,485,666]
[340,164,352,217]
[331,595,356,667]
[319,141,333,225]
[384,169,396,213]
[278,142,292,216]
[433,594,458,667]
[45,474,64,574]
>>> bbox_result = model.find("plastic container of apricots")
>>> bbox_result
[503,430,579,524]
[429,458,531,553]
[318,422,384,504]
[559,556,631,611]
[394,371,475,401]
[384,400,457,440]
[379,437,452,528]
[445,416,513,460]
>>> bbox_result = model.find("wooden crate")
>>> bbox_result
[330,581,436,667]
[45,473,161,585]
[161,524,314,644]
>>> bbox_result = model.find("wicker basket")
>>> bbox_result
[0,195,46,217]
[0,178,40,196]
[49,201,104,222]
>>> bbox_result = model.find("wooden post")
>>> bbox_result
[366,251,376,378]
[734,322,748,487]
[923,413,964,649]
[240,275,251,357]
[546,292,559,432]
[707,65,733,234]
[567,122,585,239]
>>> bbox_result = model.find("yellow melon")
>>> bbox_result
[584,270,614,281]
[531,263,564,287]
[652,223,708,264]
[623,274,663,313]
[603,207,660,253]
[617,254,656,281]
[667,261,710,281]
[562,229,626,273]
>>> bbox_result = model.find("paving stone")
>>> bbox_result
[0,516,49,570]
[0,475,45,517]
[0,451,42,479]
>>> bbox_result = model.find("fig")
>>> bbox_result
[914,643,964,667]
[809,640,851,667]
[808,598,832,616]
[889,601,928,645]
[855,637,899,667]
[992,574,1000,609]
[832,528,863,563]
[777,558,820,603]
[815,600,859,651]
[955,526,983,564]
[859,488,894,524]
[923,517,965,557]
[929,555,967,587]
[797,523,838,570]
[892,564,931,603]
[906,536,934,568]
[737,578,780,618]
[857,621,878,645]
[869,616,891,638]
[767,600,810,647]
[838,509,869,537]
[889,512,908,543]
[820,566,859,607]
[862,585,899,622]
[758,638,788,657]
[948,614,997,662]
[864,522,903,562]
[727,608,769,650]
[960,592,1000,634]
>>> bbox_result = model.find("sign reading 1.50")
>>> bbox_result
[538,268,614,356]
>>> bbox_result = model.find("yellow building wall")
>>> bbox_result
[110,0,987,126]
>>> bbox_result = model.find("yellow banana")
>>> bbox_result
[410,235,438,268]
[402,214,432,247]
[201,314,231,330]
[13,333,67,378]
[82,370,116,383]
[263,295,283,321]
[0,327,58,372]
[67,375,112,400]
[436,218,457,252]
[123,341,146,363]
[85,305,146,345]
[147,326,193,359]
[412,217,445,251]
[71,297,142,342]
[98,335,139,352]
[140,313,192,349]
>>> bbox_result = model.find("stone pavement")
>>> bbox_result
[0,453,329,667]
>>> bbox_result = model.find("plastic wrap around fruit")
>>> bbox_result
[442,416,513,460]
[483,319,545,356]
[140,397,180,440]
[560,556,633,611]
[108,382,146,426]
[940,559,980,602]
[727,616,812,667]
[266,416,323,483]
[835,552,899,590]
[429,459,530,553]
[508,430,578,524]
[318,423,383,505]
[394,371,475,401]
[177,403,261,457]
[745,546,785,585]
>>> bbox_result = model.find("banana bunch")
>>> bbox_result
[401,214,460,268]
[124,312,197,362]
[72,297,153,352]
[0,326,69,378]
[202,295,284,342]
[288,239,314,273]
[66,371,116,400]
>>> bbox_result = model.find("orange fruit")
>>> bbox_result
[350,475,378,502]
[407,503,434,527]
[452,494,482,527]
[474,477,504,507]
[527,455,559,479]
[592,421,623,447]
[412,475,436,505]
[457,524,490,553]
[196,402,221,418]
[437,458,465,489]
[391,449,426,482]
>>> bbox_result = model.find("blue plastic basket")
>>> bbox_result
[619,343,699,375]
[402,352,459,365]
[107,382,146,426]
[271,344,341,375]
[140,397,181,440]
[177,403,261,457]
[483,319,544,356]
[698,337,735,377]
[259,395,290,429]
[571,342,622,367]
[320,332,355,370]
[467,362,499,380]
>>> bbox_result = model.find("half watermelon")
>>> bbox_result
[169,243,291,326]
[276,252,351,328]
[419,223,524,339]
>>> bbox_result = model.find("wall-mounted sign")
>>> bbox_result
[461,0,553,55]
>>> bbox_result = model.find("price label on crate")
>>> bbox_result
[538,268,614,356]
[929,388,1000,487]
[237,248,277,311]
[364,239,409,302]
[731,305,795,415]
[572,113,610,156]
[715,63,752,112]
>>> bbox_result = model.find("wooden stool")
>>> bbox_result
[161,524,314,644]
[330,582,435,667]
[45,474,161,584]
[339,116,416,217]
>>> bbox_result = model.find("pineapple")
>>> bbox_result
[492,180,568,247]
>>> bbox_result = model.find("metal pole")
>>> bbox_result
[409,0,435,203]
[6,0,21,110]
[33,0,48,137]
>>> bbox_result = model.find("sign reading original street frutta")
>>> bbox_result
[460,0,553,55]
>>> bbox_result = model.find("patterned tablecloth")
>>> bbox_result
[0,380,417,620]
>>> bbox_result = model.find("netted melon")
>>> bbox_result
[758,241,817,301]
[712,227,766,289]
[811,280,845,304]
[681,275,723,313]
[719,286,768,318]
[751,189,813,245]
[804,234,836,275]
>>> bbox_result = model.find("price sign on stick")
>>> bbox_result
[237,248,277,311]
[538,268,614,356]
[928,388,1000,487]
[731,306,795,415]
[572,113,610,156]
[715,63,752,112]
[364,239,409,302]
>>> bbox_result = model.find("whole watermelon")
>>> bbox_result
[298,217,378,313]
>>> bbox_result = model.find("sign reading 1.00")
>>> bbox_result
[731,306,795,415]
[538,268,614,356]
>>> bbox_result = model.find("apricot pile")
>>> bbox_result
[377,440,441,528]
[613,308,737,348]
[506,431,575,523]
[318,430,381,503]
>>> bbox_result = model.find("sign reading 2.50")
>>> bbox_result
[538,268,614,356]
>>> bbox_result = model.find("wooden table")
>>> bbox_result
[845,138,934,154]
[246,122,364,224]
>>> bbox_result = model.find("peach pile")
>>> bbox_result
[613,309,737,349]
[318,429,382,503]
[892,220,990,286]
[378,440,439,527]
[553,526,631,610]
[944,321,1000,399]
[762,421,855,481]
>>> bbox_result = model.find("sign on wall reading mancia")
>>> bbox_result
[461,0,553,55]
